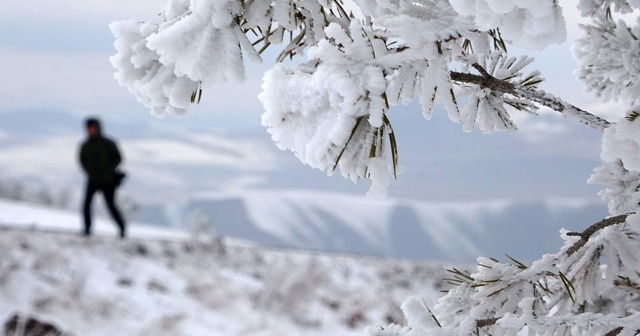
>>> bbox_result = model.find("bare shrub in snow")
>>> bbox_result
[185,208,214,241]
[117,195,140,221]
[0,177,71,210]
[146,279,169,294]
[136,314,186,336]
[0,178,27,203]
[0,257,20,287]
[31,253,74,286]
[3,313,73,336]
[255,257,328,326]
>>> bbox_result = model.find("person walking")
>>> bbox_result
[78,117,127,238]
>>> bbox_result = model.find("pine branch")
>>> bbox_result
[604,326,624,336]
[476,317,499,328]
[450,66,612,132]
[470,63,491,78]
[468,213,633,332]
[513,86,611,132]
[450,70,516,95]
[565,214,632,256]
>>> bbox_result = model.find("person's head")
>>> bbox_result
[85,117,101,138]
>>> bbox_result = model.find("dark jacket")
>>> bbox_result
[79,136,122,184]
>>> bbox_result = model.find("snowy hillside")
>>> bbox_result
[0,202,447,336]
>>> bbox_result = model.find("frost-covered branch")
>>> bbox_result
[476,317,499,328]
[368,213,640,336]
[575,14,640,106]
[450,69,516,95]
[565,213,632,256]
[110,0,626,197]
[110,0,640,335]
[513,86,613,132]
[108,0,639,199]
[605,326,624,336]
[451,66,612,131]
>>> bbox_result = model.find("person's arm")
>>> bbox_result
[109,140,122,168]
[79,143,89,173]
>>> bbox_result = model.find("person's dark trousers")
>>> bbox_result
[83,181,126,238]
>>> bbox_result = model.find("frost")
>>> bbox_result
[457,52,541,133]
[575,17,640,106]
[109,0,571,196]
[367,225,640,335]
[109,0,640,332]
[449,0,567,49]
[109,20,200,117]
[601,111,640,171]
[401,296,439,331]
[578,0,640,16]
[365,157,391,199]
[260,62,393,195]
[109,0,272,116]
[591,163,640,215]
[590,110,640,215]
[375,0,475,48]
[146,16,246,83]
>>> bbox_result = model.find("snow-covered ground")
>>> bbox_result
[0,199,449,335]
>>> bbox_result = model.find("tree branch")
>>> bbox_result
[604,327,624,336]
[450,70,516,95]
[470,213,632,332]
[449,70,612,132]
[565,213,632,256]
[513,86,612,132]
[470,63,492,78]
[476,317,499,328]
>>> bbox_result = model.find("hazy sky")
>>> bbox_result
[0,0,626,203]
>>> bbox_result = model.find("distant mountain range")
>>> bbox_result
[135,190,608,264]
[0,108,611,263]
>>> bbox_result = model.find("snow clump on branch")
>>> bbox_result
[110,20,201,117]
[577,0,640,16]
[448,0,567,49]
[109,0,565,196]
[110,0,251,117]
[260,20,393,199]
[601,112,640,172]
[590,110,640,218]
[574,16,640,106]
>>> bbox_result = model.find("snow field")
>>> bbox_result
[0,225,449,336]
